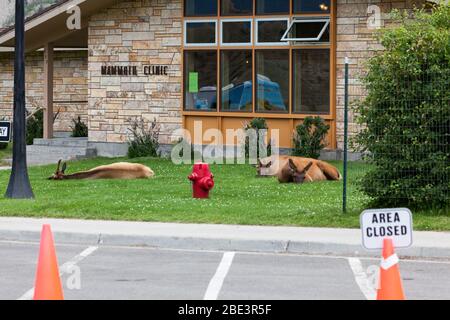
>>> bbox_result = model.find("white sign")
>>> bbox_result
[0,121,11,142]
[360,208,413,250]
[0,127,7,137]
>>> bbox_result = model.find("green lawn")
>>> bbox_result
[0,157,448,231]
[0,144,12,166]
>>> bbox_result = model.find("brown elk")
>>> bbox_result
[48,160,154,180]
[257,156,341,184]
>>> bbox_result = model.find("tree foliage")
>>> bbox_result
[354,4,450,209]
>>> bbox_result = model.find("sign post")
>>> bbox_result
[0,121,11,143]
[360,208,413,250]
[5,0,34,199]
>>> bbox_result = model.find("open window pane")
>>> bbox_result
[256,50,289,113]
[221,0,253,16]
[256,0,289,15]
[185,21,217,45]
[293,0,331,13]
[185,0,217,17]
[293,49,330,114]
[184,51,217,111]
[256,20,289,45]
[282,19,330,42]
[221,20,252,45]
[221,50,253,112]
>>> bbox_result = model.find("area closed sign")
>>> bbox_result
[360,208,413,250]
[0,121,11,143]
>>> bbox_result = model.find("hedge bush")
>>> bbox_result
[26,109,44,145]
[127,117,160,159]
[70,117,88,138]
[292,116,330,159]
[354,4,450,209]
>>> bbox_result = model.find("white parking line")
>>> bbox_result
[204,252,235,300]
[348,257,377,300]
[17,246,99,300]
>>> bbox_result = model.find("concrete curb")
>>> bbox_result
[0,222,449,260]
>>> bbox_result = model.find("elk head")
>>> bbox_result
[256,159,273,177]
[48,160,67,180]
[287,159,313,184]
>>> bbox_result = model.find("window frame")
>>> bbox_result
[255,18,290,47]
[184,19,218,47]
[220,0,254,16]
[181,1,335,118]
[291,48,331,115]
[219,49,254,113]
[255,49,291,114]
[183,50,219,112]
[255,0,290,16]
[184,0,218,17]
[220,18,254,47]
[281,18,331,42]
[292,0,331,14]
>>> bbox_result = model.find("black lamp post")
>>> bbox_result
[5,0,34,199]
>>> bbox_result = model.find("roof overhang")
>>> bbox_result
[0,0,118,51]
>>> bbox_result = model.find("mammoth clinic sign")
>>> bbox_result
[360,208,413,250]
[100,65,169,76]
[0,121,11,143]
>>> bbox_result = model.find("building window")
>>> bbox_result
[221,50,253,112]
[184,51,218,111]
[221,0,253,16]
[256,18,289,46]
[293,49,330,114]
[182,1,334,117]
[281,18,330,42]
[221,19,253,46]
[256,50,289,113]
[185,0,217,17]
[184,20,217,46]
[293,0,331,14]
[256,0,290,15]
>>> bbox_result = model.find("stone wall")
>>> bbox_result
[0,50,88,133]
[335,0,425,150]
[88,0,183,145]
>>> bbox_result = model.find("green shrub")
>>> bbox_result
[26,109,43,145]
[127,118,160,159]
[243,118,271,159]
[354,4,450,209]
[70,117,88,138]
[292,117,330,159]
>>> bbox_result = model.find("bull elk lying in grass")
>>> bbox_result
[257,155,341,184]
[48,160,154,180]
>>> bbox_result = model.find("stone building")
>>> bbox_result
[0,0,429,158]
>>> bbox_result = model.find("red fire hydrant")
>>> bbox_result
[188,163,215,199]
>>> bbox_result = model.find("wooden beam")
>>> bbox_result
[43,42,54,139]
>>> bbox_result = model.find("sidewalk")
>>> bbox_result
[0,217,449,259]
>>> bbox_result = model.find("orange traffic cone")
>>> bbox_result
[377,238,405,300]
[33,224,64,300]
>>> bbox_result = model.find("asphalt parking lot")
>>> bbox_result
[1,240,450,300]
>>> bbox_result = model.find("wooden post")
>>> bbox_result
[43,42,54,139]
